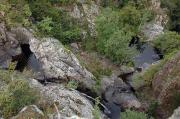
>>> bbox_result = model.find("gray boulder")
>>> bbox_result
[28,79,101,119]
[29,38,95,89]
[168,107,180,119]
[0,24,21,68]
[9,27,95,90]
[100,75,141,109]
[69,1,99,37]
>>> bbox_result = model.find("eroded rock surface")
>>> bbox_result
[152,52,180,118]
[28,79,103,119]
[29,38,95,89]
[141,0,168,41]
[69,1,99,37]
[0,24,21,68]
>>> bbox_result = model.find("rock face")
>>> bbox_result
[29,38,95,89]
[142,23,164,41]
[152,52,180,118]
[12,105,45,119]
[69,1,99,37]
[28,79,97,119]
[101,74,141,109]
[0,24,21,68]
[142,0,168,41]
[168,107,180,119]
[1,27,95,90]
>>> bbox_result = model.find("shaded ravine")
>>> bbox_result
[0,38,163,119]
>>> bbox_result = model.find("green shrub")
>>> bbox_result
[66,80,78,89]
[142,63,162,85]
[37,17,53,35]
[105,30,136,64]
[28,0,81,43]
[161,0,180,32]
[0,79,38,118]
[121,110,149,119]
[153,31,180,56]
[131,73,145,89]
[147,101,159,117]
[92,97,101,119]
[4,0,31,27]
[95,5,150,64]
[171,92,180,111]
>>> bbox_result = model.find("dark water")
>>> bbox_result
[129,37,162,71]
[103,101,121,119]
[133,43,160,70]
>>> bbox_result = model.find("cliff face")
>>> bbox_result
[59,0,100,38]
[152,52,180,118]
[142,0,168,41]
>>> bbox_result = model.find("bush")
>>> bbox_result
[29,0,81,43]
[161,0,180,32]
[92,97,101,119]
[142,63,162,85]
[66,80,78,89]
[0,79,38,118]
[147,101,159,117]
[171,92,180,111]
[121,110,149,119]
[153,31,180,56]
[4,0,31,27]
[37,17,53,35]
[105,30,136,64]
[95,5,152,64]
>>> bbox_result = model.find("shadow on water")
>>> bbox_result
[103,101,121,119]
[129,36,163,71]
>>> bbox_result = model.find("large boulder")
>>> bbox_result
[29,38,95,89]
[69,1,99,37]
[7,27,95,90]
[28,79,106,119]
[141,0,168,41]
[100,74,141,109]
[0,24,21,68]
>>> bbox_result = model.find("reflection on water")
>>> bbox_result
[134,43,160,70]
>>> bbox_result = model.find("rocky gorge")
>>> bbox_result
[0,0,180,119]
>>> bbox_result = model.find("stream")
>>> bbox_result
[0,39,163,119]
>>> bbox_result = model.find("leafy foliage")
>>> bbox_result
[37,17,53,35]
[153,31,180,56]
[28,0,81,43]
[121,110,149,119]
[161,0,180,32]
[92,97,101,119]
[95,4,152,64]
[1,0,31,27]
[66,80,78,89]
[0,69,38,118]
